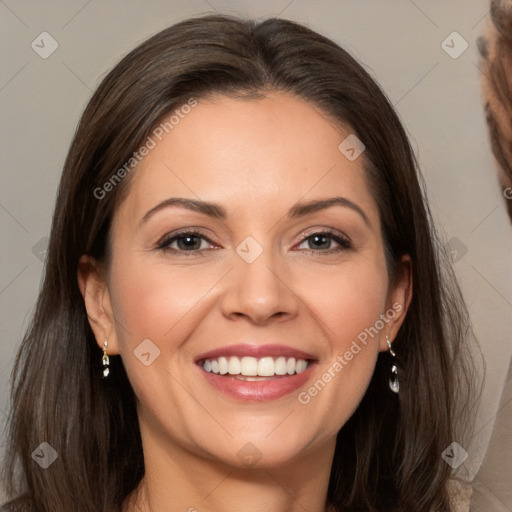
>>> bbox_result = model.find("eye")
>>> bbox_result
[296,229,351,253]
[157,230,217,255]
[156,228,351,256]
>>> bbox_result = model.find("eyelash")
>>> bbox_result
[156,228,352,256]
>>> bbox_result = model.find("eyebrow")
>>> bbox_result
[140,196,370,226]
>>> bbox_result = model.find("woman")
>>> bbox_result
[2,14,478,512]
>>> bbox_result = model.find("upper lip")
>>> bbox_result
[194,343,318,363]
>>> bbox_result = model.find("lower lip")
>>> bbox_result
[198,363,316,402]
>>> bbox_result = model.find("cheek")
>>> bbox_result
[106,252,232,403]
[298,260,389,421]
[107,256,215,412]
[109,255,214,345]
[306,259,389,346]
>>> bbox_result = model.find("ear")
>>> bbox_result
[77,254,120,354]
[378,254,413,351]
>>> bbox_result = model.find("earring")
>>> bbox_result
[386,336,399,394]
[102,339,110,378]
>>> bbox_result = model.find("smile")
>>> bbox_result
[195,344,318,401]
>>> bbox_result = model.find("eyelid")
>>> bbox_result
[297,226,351,244]
[156,228,218,251]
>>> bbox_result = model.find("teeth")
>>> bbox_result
[227,356,240,375]
[218,356,228,375]
[258,357,274,376]
[241,356,258,376]
[201,355,310,376]
[296,359,308,373]
[275,356,287,375]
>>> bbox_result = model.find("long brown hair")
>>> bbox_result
[2,14,478,512]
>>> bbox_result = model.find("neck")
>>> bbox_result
[124,424,337,512]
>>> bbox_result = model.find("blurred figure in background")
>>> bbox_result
[479,0,512,221]
[474,1,512,510]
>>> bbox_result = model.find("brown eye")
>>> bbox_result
[296,230,351,252]
[157,230,216,254]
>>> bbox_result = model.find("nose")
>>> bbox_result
[220,243,299,325]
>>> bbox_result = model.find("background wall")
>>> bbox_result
[1,0,511,508]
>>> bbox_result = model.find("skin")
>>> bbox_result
[78,91,412,512]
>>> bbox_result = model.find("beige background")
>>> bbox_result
[1,0,511,508]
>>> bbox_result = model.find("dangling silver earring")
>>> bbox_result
[387,335,399,394]
[102,339,110,378]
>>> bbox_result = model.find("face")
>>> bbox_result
[80,91,410,470]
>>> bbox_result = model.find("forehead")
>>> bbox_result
[115,91,380,227]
